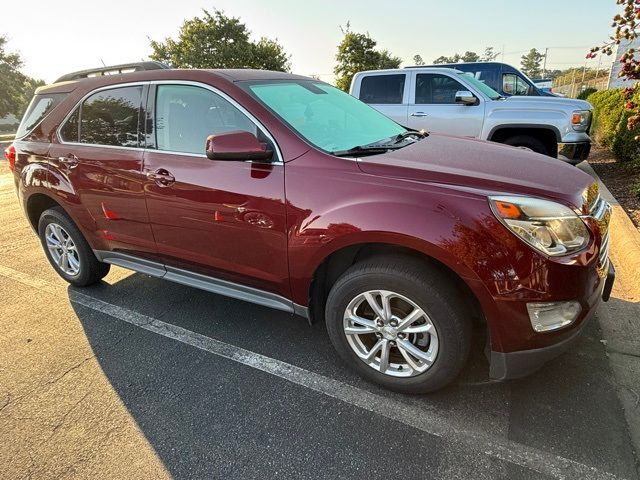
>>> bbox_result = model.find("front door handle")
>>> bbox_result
[58,154,79,168]
[410,112,428,117]
[146,168,175,187]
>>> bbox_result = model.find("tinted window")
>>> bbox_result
[415,74,466,104]
[155,85,257,155]
[16,94,66,139]
[80,86,142,147]
[60,108,79,142]
[359,75,405,104]
[503,74,531,95]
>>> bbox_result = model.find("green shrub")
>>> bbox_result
[588,88,640,161]
[577,87,597,100]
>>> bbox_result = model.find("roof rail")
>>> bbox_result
[54,61,170,83]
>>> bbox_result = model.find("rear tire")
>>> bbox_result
[38,207,110,286]
[325,255,471,393]
[502,135,549,156]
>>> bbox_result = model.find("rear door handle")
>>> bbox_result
[146,168,175,187]
[410,112,428,117]
[58,154,79,168]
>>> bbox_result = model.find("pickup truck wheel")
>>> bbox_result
[325,256,471,393]
[38,207,110,286]
[502,135,549,156]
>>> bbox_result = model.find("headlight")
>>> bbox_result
[489,196,590,256]
[571,109,591,132]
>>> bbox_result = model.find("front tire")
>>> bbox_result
[325,256,471,394]
[38,207,110,286]
[502,135,549,156]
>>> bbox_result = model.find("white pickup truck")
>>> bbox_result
[349,67,593,163]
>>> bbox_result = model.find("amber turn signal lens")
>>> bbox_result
[571,113,583,125]
[494,201,521,219]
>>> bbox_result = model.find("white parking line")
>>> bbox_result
[0,263,625,480]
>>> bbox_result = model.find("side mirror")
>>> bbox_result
[205,131,273,161]
[455,90,477,106]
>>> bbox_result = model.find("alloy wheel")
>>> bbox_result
[343,289,439,377]
[45,223,81,276]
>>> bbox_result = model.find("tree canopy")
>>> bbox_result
[149,9,290,71]
[520,48,545,79]
[334,24,402,91]
[432,47,499,65]
[0,35,43,119]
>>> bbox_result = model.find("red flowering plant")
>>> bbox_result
[591,0,640,136]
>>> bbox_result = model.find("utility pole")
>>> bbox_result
[542,47,548,79]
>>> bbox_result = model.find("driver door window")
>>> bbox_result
[155,84,258,155]
[415,74,466,104]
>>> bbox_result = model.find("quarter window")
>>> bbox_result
[155,85,257,155]
[59,108,79,142]
[359,74,405,104]
[79,86,142,147]
[415,74,466,104]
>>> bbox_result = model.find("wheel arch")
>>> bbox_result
[307,240,488,331]
[487,125,559,157]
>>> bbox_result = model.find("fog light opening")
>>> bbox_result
[526,301,581,333]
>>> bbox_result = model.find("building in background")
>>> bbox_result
[608,37,640,89]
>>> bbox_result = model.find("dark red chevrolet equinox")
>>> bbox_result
[7,64,614,393]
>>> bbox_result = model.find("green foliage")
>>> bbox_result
[589,88,640,162]
[577,87,598,100]
[520,48,544,78]
[413,54,425,66]
[334,26,401,92]
[553,67,608,87]
[149,9,290,71]
[433,51,480,64]
[481,47,499,62]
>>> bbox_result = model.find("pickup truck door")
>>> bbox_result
[355,72,409,126]
[406,72,484,137]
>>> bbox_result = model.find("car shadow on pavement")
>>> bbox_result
[68,273,640,479]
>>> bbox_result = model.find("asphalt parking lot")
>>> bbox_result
[0,162,638,480]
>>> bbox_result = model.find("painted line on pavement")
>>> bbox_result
[0,263,626,480]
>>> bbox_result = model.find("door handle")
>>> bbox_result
[58,154,79,168]
[410,112,428,117]
[146,168,175,187]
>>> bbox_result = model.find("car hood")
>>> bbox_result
[357,134,593,209]
[499,96,592,111]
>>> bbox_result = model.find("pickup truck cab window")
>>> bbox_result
[359,74,406,104]
[155,84,257,155]
[415,74,467,104]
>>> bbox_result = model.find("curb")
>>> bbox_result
[580,161,640,475]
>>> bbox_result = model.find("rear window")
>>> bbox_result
[79,86,143,147]
[16,93,66,139]
[359,74,405,104]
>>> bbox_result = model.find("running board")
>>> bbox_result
[93,250,308,318]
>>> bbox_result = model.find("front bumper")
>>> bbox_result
[558,141,591,164]
[489,261,615,380]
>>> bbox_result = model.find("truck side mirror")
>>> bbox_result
[455,91,478,106]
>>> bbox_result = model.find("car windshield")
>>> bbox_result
[458,73,502,100]
[244,80,406,153]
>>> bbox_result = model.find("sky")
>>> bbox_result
[2,0,621,84]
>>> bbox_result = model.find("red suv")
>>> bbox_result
[7,63,614,393]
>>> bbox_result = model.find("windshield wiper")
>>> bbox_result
[331,145,398,157]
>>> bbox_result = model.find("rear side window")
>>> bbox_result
[359,74,405,104]
[78,86,143,147]
[415,74,466,104]
[16,93,66,139]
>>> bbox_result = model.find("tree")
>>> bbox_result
[480,46,500,62]
[0,35,44,118]
[520,48,544,78]
[432,51,480,64]
[334,24,402,91]
[413,54,425,66]
[149,9,290,71]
